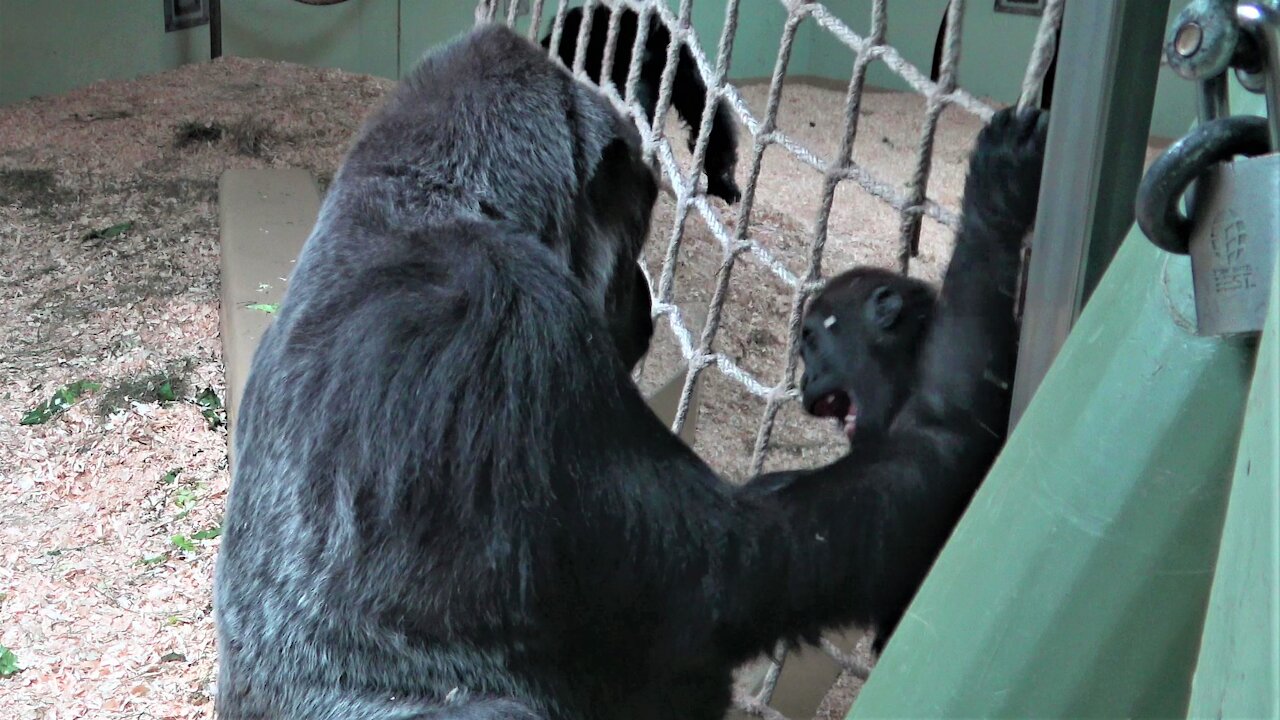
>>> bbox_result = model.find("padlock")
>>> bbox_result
[1137,0,1280,336]
[1186,150,1280,335]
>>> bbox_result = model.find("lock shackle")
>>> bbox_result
[1236,1,1280,146]
[1136,114,1271,255]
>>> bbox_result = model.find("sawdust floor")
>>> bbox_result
[0,56,1166,719]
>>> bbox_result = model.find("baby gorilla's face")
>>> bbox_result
[799,269,935,442]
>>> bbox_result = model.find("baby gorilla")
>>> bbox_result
[800,269,937,442]
[797,110,1045,651]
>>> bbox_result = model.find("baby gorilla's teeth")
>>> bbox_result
[842,412,857,440]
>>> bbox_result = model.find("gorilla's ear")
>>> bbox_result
[597,137,635,180]
[584,135,657,248]
[865,285,903,330]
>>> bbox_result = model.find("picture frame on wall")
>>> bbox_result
[993,0,1046,16]
[164,0,210,33]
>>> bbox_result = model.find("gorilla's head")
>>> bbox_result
[800,268,936,441]
[367,24,662,370]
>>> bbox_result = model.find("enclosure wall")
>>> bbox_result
[0,0,1194,140]
[793,0,1196,140]
[0,0,210,106]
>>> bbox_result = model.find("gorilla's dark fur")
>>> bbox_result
[542,4,742,204]
[797,112,1045,649]
[213,21,1048,720]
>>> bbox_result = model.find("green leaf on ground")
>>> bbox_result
[192,526,221,541]
[20,380,101,425]
[174,487,198,510]
[82,221,133,241]
[0,646,18,677]
[195,387,224,429]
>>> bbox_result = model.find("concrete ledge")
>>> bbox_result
[219,168,321,465]
[728,626,867,720]
[644,370,700,447]
[218,168,699,464]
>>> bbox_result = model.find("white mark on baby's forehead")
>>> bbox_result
[823,315,837,329]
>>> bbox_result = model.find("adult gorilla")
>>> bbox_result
[213,22,1048,720]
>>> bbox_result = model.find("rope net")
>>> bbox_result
[476,0,1063,715]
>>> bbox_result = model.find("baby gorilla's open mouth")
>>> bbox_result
[808,390,858,440]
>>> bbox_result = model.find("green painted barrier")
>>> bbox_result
[848,231,1255,718]
[1185,68,1280,720]
[1185,230,1279,719]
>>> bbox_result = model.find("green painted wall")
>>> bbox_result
[219,0,400,78]
[0,0,1198,141]
[802,0,1195,141]
[0,0,475,108]
[0,0,210,106]
[520,0,793,80]
[687,0,795,82]
[399,1,480,76]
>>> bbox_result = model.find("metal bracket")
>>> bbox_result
[1009,0,1170,429]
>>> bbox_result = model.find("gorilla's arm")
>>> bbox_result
[738,107,1047,651]
[569,108,1046,663]
[668,41,741,203]
[542,5,741,203]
